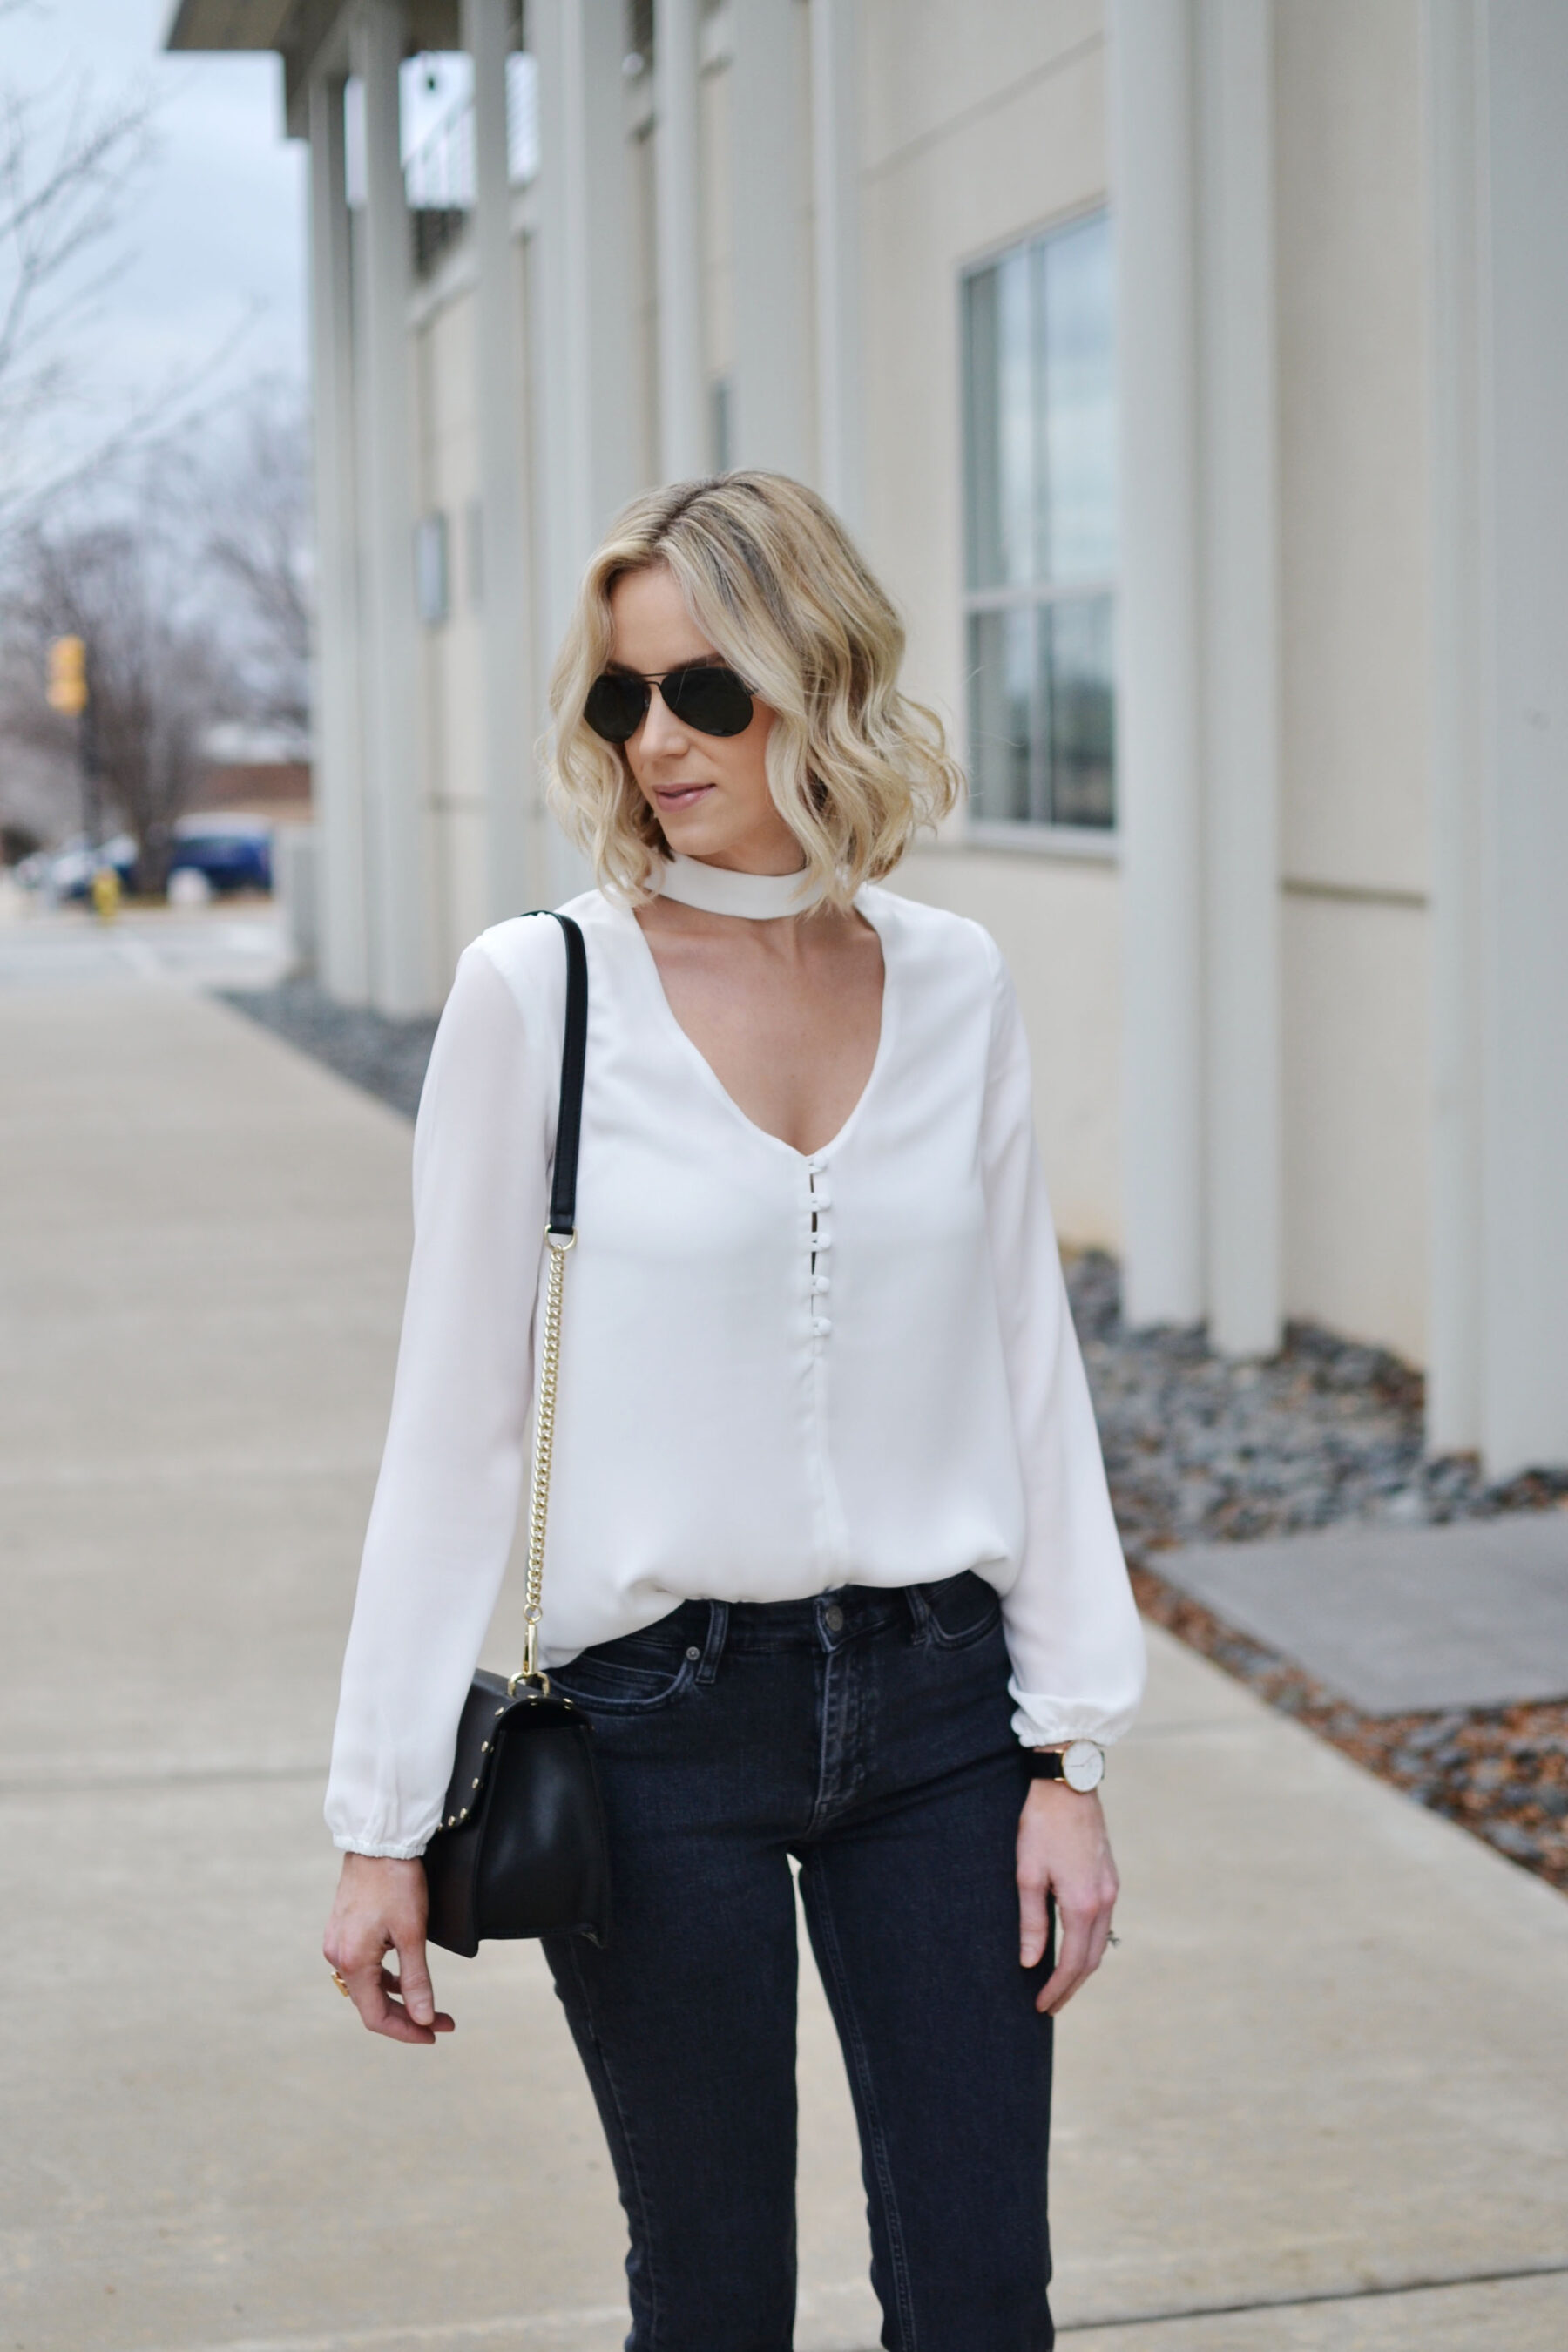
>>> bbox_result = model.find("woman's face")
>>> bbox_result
[605,563,800,874]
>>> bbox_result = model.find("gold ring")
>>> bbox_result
[331,1968,352,1997]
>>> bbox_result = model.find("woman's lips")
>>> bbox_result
[654,783,714,812]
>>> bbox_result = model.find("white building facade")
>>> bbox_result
[167,0,1568,1478]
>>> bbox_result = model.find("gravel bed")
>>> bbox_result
[220,979,439,1124]
[1066,1251,1568,1892]
[1067,1248,1568,1538]
[217,987,1568,1891]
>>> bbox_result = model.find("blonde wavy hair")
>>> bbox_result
[545,471,963,909]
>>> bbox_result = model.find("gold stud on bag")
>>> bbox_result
[421,913,611,1957]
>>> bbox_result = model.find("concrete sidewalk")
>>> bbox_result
[3,976,1567,2352]
[1159,1516,1568,1713]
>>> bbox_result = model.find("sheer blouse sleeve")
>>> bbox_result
[324,934,556,1856]
[978,939,1146,1748]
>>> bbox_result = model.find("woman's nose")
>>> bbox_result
[639,683,688,754]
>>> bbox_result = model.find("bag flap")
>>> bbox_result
[436,1669,584,1833]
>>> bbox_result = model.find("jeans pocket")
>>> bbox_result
[921,1571,1004,1652]
[550,1633,699,1714]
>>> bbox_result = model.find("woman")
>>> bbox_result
[324,471,1145,2350]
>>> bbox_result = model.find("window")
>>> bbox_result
[415,512,450,627]
[962,210,1116,833]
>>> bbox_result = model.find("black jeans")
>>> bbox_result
[542,1571,1055,2351]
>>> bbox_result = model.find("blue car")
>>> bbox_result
[167,816,274,894]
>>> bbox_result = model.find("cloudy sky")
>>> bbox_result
[0,1,308,479]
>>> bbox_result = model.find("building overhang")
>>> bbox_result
[164,1,292,48]
[164,0,463,135]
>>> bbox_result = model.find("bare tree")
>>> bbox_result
[0,388,315,871]
[0,14,265,545]
[0,20,305,868]
[7,503,232,891]
[0,42,157,542]
[200,384,314,739]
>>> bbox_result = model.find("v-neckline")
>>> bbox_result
[616,891,897,1164]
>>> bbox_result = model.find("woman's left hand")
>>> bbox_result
[1017,1781,1120,2015]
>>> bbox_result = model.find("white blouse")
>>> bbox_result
[326,883,1146,1858]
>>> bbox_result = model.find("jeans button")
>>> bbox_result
[823,1603,845,1634]
[685,1646,701,1661]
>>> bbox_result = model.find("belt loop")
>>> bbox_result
[902,1583,933,1643]
[698,1598,729,1684]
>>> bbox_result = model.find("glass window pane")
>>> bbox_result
[968,606,1034,824]
[1046,595,1115,828]
[996,247,1033,587]
[1031,237,1051,587]
[963,215,1118,833]
[963,252,1033,590]
[1041,212,1115,583]
[963,267,1002,591]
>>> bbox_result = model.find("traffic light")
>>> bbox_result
[47,635,88,716]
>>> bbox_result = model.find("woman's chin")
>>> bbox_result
[649,795,793,871]
[659,812,743,862]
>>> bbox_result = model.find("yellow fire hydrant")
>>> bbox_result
[91,864,122,923]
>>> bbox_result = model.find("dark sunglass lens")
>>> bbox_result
[584,672,648,743]
[664,665,754,738]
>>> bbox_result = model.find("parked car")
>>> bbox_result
[28,835,139,902]
[167,814,274,895]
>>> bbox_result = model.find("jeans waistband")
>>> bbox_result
[636,1572,978,1680]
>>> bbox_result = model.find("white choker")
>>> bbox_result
[655,854,825,920]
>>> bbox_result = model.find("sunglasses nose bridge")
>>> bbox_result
[640,676,690,743]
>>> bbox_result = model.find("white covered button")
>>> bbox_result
[812,1316,834,1337]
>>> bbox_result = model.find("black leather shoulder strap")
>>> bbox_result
[526,911,587,1237]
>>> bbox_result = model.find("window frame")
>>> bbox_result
[957,204,1119,855]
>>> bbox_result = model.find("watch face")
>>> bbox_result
[1063,1740,1105,1794]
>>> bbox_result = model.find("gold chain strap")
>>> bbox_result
[513,1227,577,1693]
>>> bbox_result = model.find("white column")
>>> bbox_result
[351,0,429,1014]
[810,0,863,527]
[1422,0,1485,1451]
[655,0,706,482]
[531,0,635,644]
[730,0,811,476]
[1475,0,1568,1473]
[1195,0,1281,1356]
[531,0,634,897]
[307,70,369,1004]
[530,0,573,675]
[1108,0,1206,1328]
[463,0,537,924]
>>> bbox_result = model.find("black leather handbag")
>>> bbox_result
[422,912,611,1957]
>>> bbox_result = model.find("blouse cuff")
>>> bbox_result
[1009,1682,1139,1752]
[332,1833,430,1861]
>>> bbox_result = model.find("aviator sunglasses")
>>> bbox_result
[584,659,755,745]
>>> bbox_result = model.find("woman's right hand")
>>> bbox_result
[323,1854,455,2044]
